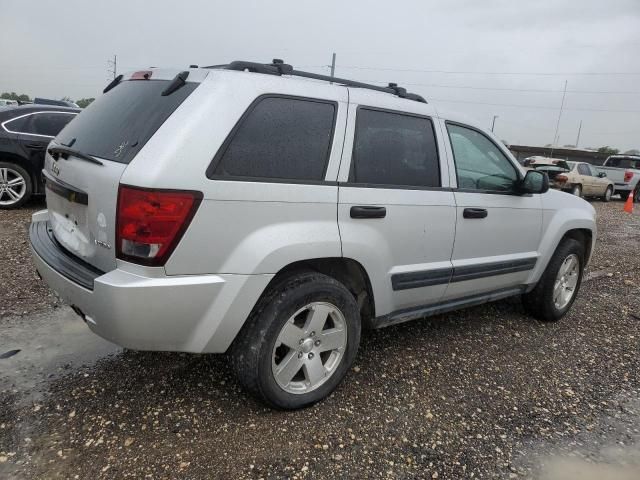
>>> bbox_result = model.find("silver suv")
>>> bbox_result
[30,60,596,409]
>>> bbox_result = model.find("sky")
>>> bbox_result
[1,0,639,151]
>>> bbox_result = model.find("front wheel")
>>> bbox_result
[571,184,582,197]
[522,238,584,322]
[602,186,613,202]
[229,271,361,409]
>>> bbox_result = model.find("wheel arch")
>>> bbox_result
[261,257,376,329]
[527,207,596,287]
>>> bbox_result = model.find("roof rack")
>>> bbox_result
[203,59,427,103]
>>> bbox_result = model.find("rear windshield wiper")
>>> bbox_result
[48,146,103,166]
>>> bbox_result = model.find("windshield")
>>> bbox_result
[56,80,198,164]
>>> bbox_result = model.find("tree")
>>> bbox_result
[76,98,95,108]
[623,149,640,155]
[1,92,31,102]
[597,146,620,155]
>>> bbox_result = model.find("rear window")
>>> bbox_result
[606,157,640,169]
[57,80,198,164]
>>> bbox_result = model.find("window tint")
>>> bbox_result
[213,97,336,181]
[30,113,75,136]
[447,124,518,191]
[578,163,591,176]
[606,157,640,169]
[349,109,440,187]
[57,80,199,164]
[5,112,75,136]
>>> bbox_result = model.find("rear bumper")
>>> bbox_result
[29,211,273,353]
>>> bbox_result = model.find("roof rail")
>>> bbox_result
[204,59,427,103]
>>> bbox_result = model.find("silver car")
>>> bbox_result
[30,60,596,409]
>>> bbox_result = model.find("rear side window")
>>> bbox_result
[349,108,440,187]
[4,112,75,137]
[578,164,591,176]
[57,80,198,164]
[211,96,336,181]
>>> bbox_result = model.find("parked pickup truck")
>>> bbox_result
[597,155,640,202]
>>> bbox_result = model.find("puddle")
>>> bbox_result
[0,307,120,403]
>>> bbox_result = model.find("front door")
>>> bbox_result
[338,93,456,317]
[442,121,542,300]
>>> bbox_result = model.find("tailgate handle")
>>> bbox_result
[463,208,488,219]
[350,206,387,219]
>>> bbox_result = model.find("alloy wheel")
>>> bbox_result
[553,253,580,310]
[0,167,27,206]
[271,302,347,394]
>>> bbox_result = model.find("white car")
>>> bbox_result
[30,60,596,409]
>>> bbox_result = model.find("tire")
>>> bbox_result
[634,188,640,203]
[229,271,361,409]
[0,162,32,209]
[602,186,613,202]
[571,184,582,197]
[522,238,585,322]
[620,191,630,201]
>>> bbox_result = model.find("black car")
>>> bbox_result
[0,105,80,208]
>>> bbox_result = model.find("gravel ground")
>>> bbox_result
[1,200,639,479]
[0,198,60,321]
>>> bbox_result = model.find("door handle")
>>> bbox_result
[350,206,387,219]
[25,143,45,150]
[463,208,488,219]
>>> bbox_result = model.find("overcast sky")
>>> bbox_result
[2,0,639,151]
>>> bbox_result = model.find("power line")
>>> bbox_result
[334,64,640,76]
[430,97,640,114]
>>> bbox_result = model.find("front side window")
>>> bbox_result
[447,123,518,192]
[212,96,336,181]
[349,108,440,187]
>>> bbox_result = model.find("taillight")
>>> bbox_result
[556,174,568,183]
[116,185,202,266]
[624,171,634,183]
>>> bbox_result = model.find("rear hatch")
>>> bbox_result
[43,69,204,273]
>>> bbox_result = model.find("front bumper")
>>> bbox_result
[30,211,273,353]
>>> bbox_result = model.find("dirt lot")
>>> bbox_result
[1,199,640,479]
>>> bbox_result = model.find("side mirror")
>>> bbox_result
[518,170,549,194]
[598,171,607,178]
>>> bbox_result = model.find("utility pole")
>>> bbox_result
[575,120,583,148]
[550,80,568,157]
[107,55,117,79]
[328,52,336,84]
[491,115,499,132]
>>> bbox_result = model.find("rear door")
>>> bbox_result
[442,121,542,300]
[338,91,456,316]
[43,72,204,273]
[577,163,595,195]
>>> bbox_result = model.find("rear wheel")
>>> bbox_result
[522,238,584,322]
[620,191,630,201]
[571,184,582,197]
[0,162,32,209]
[602,186,613,202]
[229,271,361,409]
